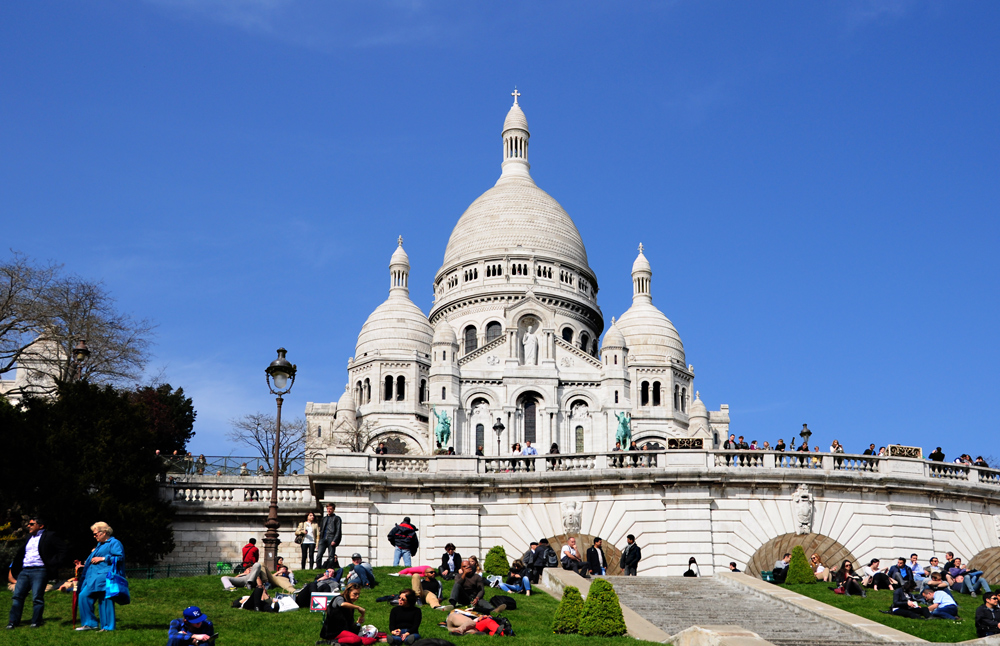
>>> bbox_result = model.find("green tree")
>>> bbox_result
[784,545,816,585]
[131,383,196,454]
[552,585,585,634]
[483,545,509,577]
[578,578,627,637]
[1,381,177,565]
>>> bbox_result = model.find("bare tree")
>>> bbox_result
[336,419,379,453]
[1,252,155,398]
[228,412,307,473]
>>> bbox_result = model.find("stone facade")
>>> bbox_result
[304,94,730,462]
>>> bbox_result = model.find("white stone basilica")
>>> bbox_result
[305,94,730,458]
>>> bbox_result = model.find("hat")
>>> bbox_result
[352,553,362,560]
[183,606,206,624]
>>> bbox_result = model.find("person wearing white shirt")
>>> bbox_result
[560,537,589,578]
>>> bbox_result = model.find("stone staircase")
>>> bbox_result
[605,576,879,646]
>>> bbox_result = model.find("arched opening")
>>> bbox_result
[518,392,540,445]
[562,327,574,343]
[441,387,446,400]
[464,325,478,353]
[614,390,619,404]
[970,547,1000,590]
[652,381,661,406]
[681,387,687,412]
[591,339,598,356]
[579,332,590,353]
[486,321,502,343]
[384,375,394,401]
[674,385,680,410]
[395,375,405,401]
[746,533,857,579]
[640,381,649,406]
[543,533,624,576]
[419,379,427,403]
[476,424,485,451]
[575,426,584,453]
[364,378,371,404]
[355,381,363,404]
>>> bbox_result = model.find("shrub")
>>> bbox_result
[578,578,627,637]
[483,545,509,577]
[784,545,816,585]
[552,585,585,634]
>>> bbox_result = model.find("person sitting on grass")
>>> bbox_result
[319,583,367,644]
[410,568,453,611]
[862,558,894,591]
[975,592,1000,637]
[833,560,865,596]
[447,560,484,608]
[890,582,929,620]
[167,606,216,645]
[810,554,831,582]
[388,589,422,645]
[335,553,377,589]
[497,559,531,596]
[921,587,959,619]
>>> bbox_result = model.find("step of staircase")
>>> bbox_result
[605,576,879,646]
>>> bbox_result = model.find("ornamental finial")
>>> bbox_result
[512,87,521,105]
[638,242,644,254]
[398,235,403,246]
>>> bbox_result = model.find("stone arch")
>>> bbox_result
[970,547,1000,588]
[546,533,624,576]
[370,428,423,455]
[746,532,857,578]
[462,390,498,411]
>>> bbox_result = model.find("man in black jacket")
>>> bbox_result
[521,542,539,583]
[976,592,1000,637]
[620,534,641,576]
[7,516,66,629]
[388,517,419,568]
[316,503,342,569]
[438,543,461,580]
[586,538,607,576]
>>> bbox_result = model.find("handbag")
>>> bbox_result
[105,560,130,605]
[294,534,304,544]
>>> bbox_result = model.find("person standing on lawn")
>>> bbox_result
[317,504,343,569]
[6,515,67,629]
[388,517,419,568]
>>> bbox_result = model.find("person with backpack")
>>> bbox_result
[387,517,419,568]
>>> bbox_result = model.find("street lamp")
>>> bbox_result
[263,347,297,571]
[71,340,90,381]
[493,417,505,457]
[799,424,812,450]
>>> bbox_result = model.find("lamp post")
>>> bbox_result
[493,417,505,457]
[799,424,812,450]
[263,348,297,571]
[71,340,90,381]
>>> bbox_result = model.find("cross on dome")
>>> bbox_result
[398,235,404,246]
[512,87,520,105]
[638,242,644,253]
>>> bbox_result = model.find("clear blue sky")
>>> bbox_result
[3,1,998,460]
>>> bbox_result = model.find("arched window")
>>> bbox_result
[356,380,363,404]
[464,325,478,353]
[442,351,446,361]
[486,321,502,343]
[396,375,405,401]
[441,386,446,400]
[520,394,538,444]
[364,378,371,404]
[614,390,619,404]
[476,424,485,451]
[591,339,598,356]
[562,327,574,343]
[681,387,687,412]
[575,426,584,453]
[652,381,661,407]
[640,381,650,406]
[317,425,322,438]
[384,376,394,401]
[614,354,618,365]
[419,379,427,403]
[579,332,590,352]
[674,385,680,410]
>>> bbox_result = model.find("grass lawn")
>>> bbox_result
[1,566,656,645]
[782,583,982,642]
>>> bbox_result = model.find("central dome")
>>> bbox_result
[441,176,590,268]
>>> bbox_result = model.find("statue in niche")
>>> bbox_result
[571,402,589,419]
[615,411,632,448]
[522,322,538,366]
[431,407,452,447]
[793,483,813,535]
[472,402,489,419]
[561,500,583,534]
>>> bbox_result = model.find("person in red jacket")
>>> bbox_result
[241,538,259,568]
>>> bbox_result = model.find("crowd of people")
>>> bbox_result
[767,550,999,635]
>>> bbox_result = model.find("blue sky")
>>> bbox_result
[2,1,997,460]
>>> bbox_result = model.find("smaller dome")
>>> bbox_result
[433,319,457,345]
[689,391,708,418]
[355,298,432,358]
[616,301,685,363]
[503,103,528,132]
[602,317,626,349]
[390,237,409,269]
[632,247,651,274]
[337,384,356,412]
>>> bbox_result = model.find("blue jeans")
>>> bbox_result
[388,632,420,645]
[499,578,532,594]
[961,572,990,594]
[9,567,47,626]
[929,605,958,619]
[343,563,375,587]
[393,547,412,568]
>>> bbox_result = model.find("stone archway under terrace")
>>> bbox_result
[746,532,856,578]
[971,547,1000,588]
[545,533,624,576]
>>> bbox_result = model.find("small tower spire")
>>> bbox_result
[499,90,531,182]
[388,237,411,296]
[631,244,652,303]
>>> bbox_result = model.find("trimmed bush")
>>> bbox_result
[784,545,816,585]
[483,545,510,577]
[578,578,627,637]
[552,585,585,634]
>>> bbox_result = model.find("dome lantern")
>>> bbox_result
[500,87,531,181]
[389,235,410,295]
[632,243,652,304]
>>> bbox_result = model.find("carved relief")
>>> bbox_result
[889,445,923,459]
[561,500,583,534]
[560,357,574,367]
[571,402,589,419]
[486,355,500,366]
[793,484,813,535]
[668,438,703,450]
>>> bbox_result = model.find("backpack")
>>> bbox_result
[495,616,515,636]
[544,546,558,568]
[490,595,517,610]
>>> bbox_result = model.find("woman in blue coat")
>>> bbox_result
[76,521,125,631]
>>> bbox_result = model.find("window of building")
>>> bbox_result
[562,327,574,343]
[364,378,371,404]
[476,423,485,451]
[674,384,680,410]
[317,425,322,438]
[614,354,618,365]
[640,381,649,406]
[384,376,394,401]
[464,325,478,353]
[441,387,446,399]
[652,381,661,406]
[575,426,584,453]
[681,387,687,412]
[579,332,590,352]
[521,395,537,444]
[614,390,619,403]
[419,379,427,403]
[396,376,405,401]
[486,321,502,343]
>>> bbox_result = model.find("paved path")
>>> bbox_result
[605,576,879,646]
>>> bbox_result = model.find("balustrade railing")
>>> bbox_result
[929,462,970,480]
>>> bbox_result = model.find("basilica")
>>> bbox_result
[305,94,730,458]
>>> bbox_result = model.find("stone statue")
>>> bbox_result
[432,407,451,447]
[522,323,538,366]
[793,483,813,535]
[615,411,632,448]
[561,500,583,534]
